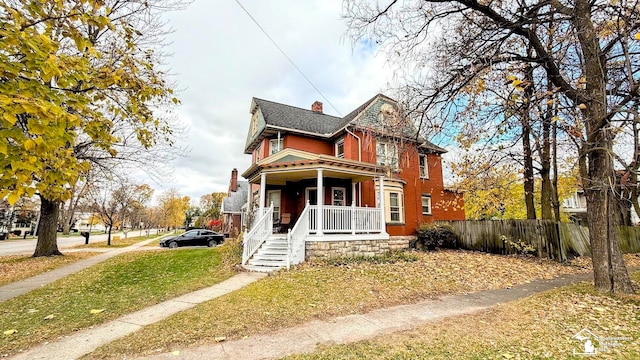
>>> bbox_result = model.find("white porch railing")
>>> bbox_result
[308,205,382,234]
[242,205,273,265]
[287,202,310,269]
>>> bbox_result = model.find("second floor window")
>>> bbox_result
[376,140,398,170]
[270,138,283,155]
[335,139,344,158]
[419,154,429,179]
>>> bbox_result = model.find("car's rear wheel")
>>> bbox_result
[168,241,178,249]
[207,239,217,247]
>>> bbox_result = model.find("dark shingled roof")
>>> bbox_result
[222,181,248,213]
[251,94,447,153]
[253,98,346,135]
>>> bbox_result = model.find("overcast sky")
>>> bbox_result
[145,0,399,203]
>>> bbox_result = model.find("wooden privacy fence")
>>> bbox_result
[436,220,640,262]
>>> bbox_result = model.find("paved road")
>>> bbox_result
[0,229,167,256]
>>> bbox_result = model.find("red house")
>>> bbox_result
[242,94,464,271]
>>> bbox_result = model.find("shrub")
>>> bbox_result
[501,235,537,256]
[323,251,419,266]
[412,223,459,251]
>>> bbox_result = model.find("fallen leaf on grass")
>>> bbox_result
[90,309,106,314]
[43,314,54,320]
[3,329,18,335]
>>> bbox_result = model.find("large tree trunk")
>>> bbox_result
[575,0,633,293]
[540,104,553,220]
[522,61,536,220]
[33,197,63,257]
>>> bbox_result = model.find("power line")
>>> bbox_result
[233,0,342,116]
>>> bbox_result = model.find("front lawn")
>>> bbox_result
[0,252,99,286]
[87,250,630,359]
[0,247,236,357]
[285,271,640,359]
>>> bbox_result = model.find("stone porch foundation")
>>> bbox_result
[305,236,415,260]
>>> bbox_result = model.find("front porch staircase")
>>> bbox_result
[243,235,288,272]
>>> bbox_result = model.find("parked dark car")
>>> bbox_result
[160,229,224,249]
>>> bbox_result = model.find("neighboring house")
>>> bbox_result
[562,190,588,225]
[75,212,107,232]
[221,168,249,237]
[241,94,465,271]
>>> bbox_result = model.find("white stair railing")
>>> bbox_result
[287,202,310,269]
[243,205,273,265]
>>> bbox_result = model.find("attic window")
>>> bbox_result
[250,112,259,135]
[379,103,399,127]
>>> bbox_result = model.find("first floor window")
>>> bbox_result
[389,193,401,221]
[422,195,432,215]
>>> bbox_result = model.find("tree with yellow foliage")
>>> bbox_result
[0,0,186,256]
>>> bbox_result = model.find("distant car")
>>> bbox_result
[160,229,224,249]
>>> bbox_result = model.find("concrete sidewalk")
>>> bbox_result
[9,272,267,360]
[0,235,167,302]
[140,272,594,360]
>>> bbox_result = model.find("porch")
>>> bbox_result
[241,149,390,271]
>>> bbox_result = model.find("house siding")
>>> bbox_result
[245,95,465,239]
[284,134,334,155]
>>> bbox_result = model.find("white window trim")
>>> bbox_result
[376,140,399,170]
[421,195,432,215]
[419,154,429,179]
[270,138,283,155]
[335,138,345,158]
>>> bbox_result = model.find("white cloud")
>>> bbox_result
[141,0,395,202]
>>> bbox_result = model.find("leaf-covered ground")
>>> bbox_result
[0,248,235,357]
[286,271,640,360]
[86,250,640,359]
[0,252,98,286]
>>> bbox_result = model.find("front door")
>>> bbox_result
[332,187,346,206]
[305,187,318,205]
[267,190,281,222]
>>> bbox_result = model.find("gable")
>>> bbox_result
[350,96,419,140]
[244,106,267,153]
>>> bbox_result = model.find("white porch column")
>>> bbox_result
[317,169,324,236]
[378,175,385,232]
[351,182,357,234]
[259,173,266,214]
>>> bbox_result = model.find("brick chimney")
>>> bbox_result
[229,168,238,192]
[311,101,323,113]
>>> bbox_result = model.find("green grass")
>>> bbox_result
[283,272,640,360]
[0,248,236,356]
